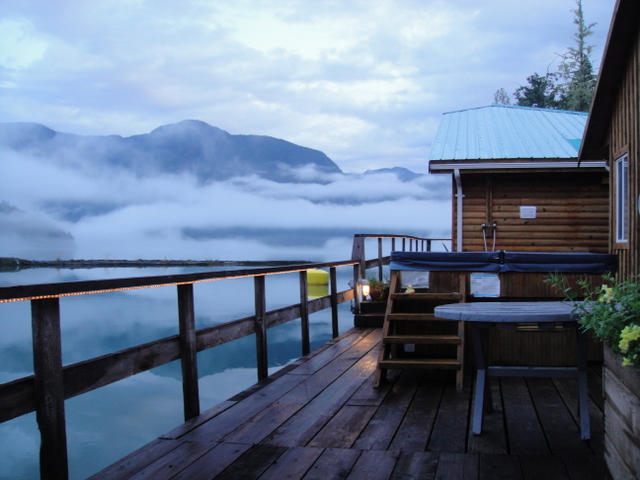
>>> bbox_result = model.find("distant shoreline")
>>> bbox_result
[0,257,313,272]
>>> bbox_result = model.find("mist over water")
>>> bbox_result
[0,136,452,262]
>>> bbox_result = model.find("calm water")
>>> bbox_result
[0,265,356,479]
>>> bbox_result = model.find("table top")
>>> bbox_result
[434,301,578,323]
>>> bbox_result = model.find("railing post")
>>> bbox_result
[351,235,366,280]
[352,264,361,313]
[330,267,339,338]
[377,238,383,281]
[351,235,366,314]
[177,283,200,421]
[31,297,68,480]
[254,276,268,380]
[299,271,310,356]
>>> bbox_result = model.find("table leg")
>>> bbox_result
[470,323,492,435]
[576,326,591,440]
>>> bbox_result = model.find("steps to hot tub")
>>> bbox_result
[374,270,466,391]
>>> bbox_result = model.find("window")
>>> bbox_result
[615,153,629,243]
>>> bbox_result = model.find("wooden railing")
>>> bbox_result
[350,234,451,312]
[0,234,449,480]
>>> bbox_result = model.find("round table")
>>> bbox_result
[434,301,590,440]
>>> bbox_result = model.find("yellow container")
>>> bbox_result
[306,268,329,285]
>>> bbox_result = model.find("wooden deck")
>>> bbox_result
[89,328,610,480]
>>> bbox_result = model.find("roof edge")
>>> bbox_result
[579,0,640,161]
[442,104,588,117]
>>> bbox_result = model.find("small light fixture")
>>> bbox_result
[358,278,370,301]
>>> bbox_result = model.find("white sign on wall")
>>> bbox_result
[520,206,537,219]
[470,273,500,297]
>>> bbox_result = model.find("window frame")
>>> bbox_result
[615,153,629,244]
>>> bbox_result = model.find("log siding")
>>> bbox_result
[453,171,609,253]
[607,33,640,279]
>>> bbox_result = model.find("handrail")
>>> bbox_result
[0,259,356,480]
[0,260,356,303]
[350,234,451,312]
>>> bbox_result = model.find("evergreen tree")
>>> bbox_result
[496,0,597,111]
[514,73,561,109]
[558,0,597,111]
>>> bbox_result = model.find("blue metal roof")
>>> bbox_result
[428,105,588,161]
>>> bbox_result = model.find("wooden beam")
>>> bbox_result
[254,276,268,380]
[299,271,310,356]
[31,298,68,480]
[178,283,200,421]
[330,267,339,338]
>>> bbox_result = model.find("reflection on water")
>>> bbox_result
[0,266,354,480]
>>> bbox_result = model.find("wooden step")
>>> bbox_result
[353,313,385,328]
[378,358,461,370]
[386,313,455,322]
[390,292,463,301]
[383,335,461,345]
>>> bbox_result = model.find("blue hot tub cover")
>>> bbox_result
[390,251,502,272]
[500,251,618,273]
[390,251,617,274]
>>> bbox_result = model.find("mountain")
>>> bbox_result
[0,120,343,183]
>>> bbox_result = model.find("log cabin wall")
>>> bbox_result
[452,170,610,253]
[447,168,610,365]
[606,33,640,280]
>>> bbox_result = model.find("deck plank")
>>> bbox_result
[427,379,470,453]
[308,405,377,448]
[467,378,507,454]
[390,452,439,480]
[171,442,252,480]
[301,447,362,480]
[478,454,524,480]
[88,327,608,480]
[346,450,400,480]
[562,452,610,480]
[526,378,593,456]
[387,372,445,452]
[213,444,288,480]
[519,454,568,480]
[87,438,185,480]
[126,440,216,480]
[263,346,380,447]
[258,446,325,480]
[501,377,550,454]
[351,370,422,451]
[434,453,479,480]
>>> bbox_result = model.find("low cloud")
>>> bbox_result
[0,147,451,261]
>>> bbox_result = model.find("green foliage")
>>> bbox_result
[515,73,561,109]
[367,276,390,302]
[500,0,597,112]
[546,273,640,370]
[557,0,597,111]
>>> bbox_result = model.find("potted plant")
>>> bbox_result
[547,273,640,370]
[367,276,390,302]
[547,273,640,480]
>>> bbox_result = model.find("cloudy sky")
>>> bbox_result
[0,1,617,262]
[1,0,614,173]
